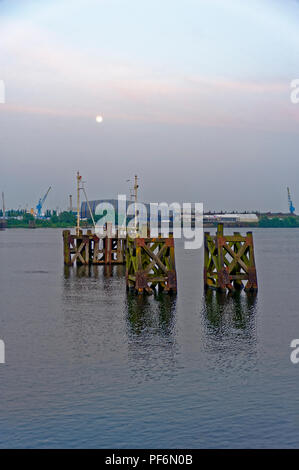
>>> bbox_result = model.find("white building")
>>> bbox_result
[204,213,259,224]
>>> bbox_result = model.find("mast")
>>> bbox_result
[76,172,81,236]
[134,174,138,231]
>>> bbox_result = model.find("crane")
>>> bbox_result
[36,186,51,217]
[287,187,295,215]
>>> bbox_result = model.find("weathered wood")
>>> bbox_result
[204,223,258,292]
[126,235,177,294]
[63,230,71,266]
[62,227,126,266]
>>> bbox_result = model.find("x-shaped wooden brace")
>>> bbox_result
[71,239,88,264]
[222,241,249,274]
[142,243,168,274]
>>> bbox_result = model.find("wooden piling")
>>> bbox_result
[63,230,71,266]
[62,226,126,266]
[126,234,177,294]
[204,223,258,293]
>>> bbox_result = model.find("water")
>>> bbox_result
[0,228,299,448]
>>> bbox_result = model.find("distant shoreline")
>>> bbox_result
[2,212,299,230]
[3,224,299,230]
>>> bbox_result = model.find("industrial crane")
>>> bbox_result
[36,186,51,217]
[287,187,295,215]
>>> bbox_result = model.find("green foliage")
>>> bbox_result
[7,218,26,227]
[259,216,299,228]
[56,211,77,225]
[46,211,77,227]
[22,212,35,222]
[6,211,77,228]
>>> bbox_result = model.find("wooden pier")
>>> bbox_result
[204,223,258,293]
[126,234,177,294]
[63,226,177,295]
[63,225,126,266]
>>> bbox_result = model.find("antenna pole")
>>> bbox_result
[134,174,138,231]
[76,172,81,236]
[81,184,96,229]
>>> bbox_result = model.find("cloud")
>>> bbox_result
[0,16,294,131]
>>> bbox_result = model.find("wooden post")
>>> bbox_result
[86,229,92,264]
[63,230,71,265]
[204,231,210,290]
[204,224,258,293]
[232,232,244,290]
[244,231,258,291]
[76,229,84,265]
[104,223,112,264]
[62,224,126,267]
[216,224,227,292]
[117,238,124,263]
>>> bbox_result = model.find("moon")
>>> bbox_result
[96,115,103,123]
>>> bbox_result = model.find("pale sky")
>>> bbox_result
[1,0,299,212]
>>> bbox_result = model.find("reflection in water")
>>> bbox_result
[203,290,257,333]
[62,265,178,382]
[126,293,176,336]
[125,294,178,382]
[62,264,128,366]
[3,229,299,448]
[201,291,258,372]
[64,264,126,279]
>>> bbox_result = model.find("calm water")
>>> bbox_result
[0,228,299,448]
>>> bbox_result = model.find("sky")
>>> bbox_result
[0,0,299,212]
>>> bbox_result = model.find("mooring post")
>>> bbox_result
[63,230,71,266]
[204,231,210,290]
[244,231,258,292]
[164,234,177,293]
[217,223,223,237]
[126,234,177,295]
[135,237,144,294]
[104,222,113,264]
[104,238,112,264]
[86,229,93,264]
[116,238,124,263]
[204,223,258,293]
[216,223,227,292]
